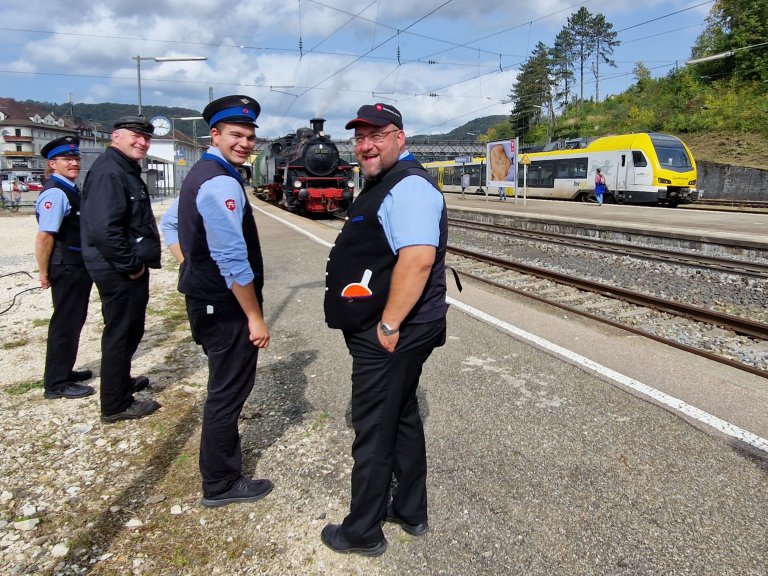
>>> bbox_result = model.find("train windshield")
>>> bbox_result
[650,134,693,171]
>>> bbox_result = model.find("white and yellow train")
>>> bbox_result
[423,132,698,206]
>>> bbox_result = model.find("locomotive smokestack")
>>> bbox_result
[310,118,326,136]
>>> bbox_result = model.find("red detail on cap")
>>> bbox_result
[225,199,236,211]
[376,105,383,110]
[243,108,250,114]
[44,201,53,210]
[68,144,75,149]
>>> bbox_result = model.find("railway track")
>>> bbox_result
[446,244,768,378]
[448,218,768,278]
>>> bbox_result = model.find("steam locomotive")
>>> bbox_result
[253,118,355,215]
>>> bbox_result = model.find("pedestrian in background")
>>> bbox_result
[35,136,95,400]
[177,95,273,508]
[595,167,606,206]
[80,116,160,423]
[323,103,448,556]
[12,180,22,210]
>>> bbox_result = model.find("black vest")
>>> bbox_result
[178,158,264,303]
[37,177,85,267]
[324,159,448,331]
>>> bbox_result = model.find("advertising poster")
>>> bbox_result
[486,138,518,191]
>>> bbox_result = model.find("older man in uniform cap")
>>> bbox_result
[321,103,448,556]
[35,136,95,399]
[81,116,161,423]
[177,95,273,507]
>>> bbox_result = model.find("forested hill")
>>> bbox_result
[22,100,203,137]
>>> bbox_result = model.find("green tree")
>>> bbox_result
[591,14,620,101]
[566,7,595,101]
[691,0,768,82]
[510,42,553,142]
[550,29,576,110]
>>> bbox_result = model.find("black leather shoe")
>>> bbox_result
[101,400,161,424]
[69,370,93,382]
[321,524,387,557]
[130,375,150,393]
[44,383,96,400]
[385,505,429,536]
[201,477,273,508]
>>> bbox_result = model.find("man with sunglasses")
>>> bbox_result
[322,103,448,556]
[35,136,95,399]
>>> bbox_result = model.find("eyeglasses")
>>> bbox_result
[351,129,400,145]
[58,157,81,164]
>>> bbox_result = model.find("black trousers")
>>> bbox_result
[92,271,150,415]
[43,263,93,391]
[341,317,446,545]
[186,295,259,497]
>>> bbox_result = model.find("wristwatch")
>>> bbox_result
[380,322,399,336]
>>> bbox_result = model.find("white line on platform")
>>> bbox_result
[255,202,768,456]
[252,204,333,249]
[448,297,768,456]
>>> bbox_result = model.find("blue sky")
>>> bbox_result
[0,0,714,138]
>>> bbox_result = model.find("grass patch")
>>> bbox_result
[6,380,42,395]
[2,338,29,349]
[149,291,189,332]
[31,318,49,328]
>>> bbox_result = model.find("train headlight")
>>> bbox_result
[688,180,696,186]
[658,177,671,185]
[293,180,302,189]
[347,180,355,189]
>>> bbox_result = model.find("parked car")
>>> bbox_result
[26,182,42,192]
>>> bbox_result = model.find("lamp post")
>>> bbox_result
[132,55,207,117]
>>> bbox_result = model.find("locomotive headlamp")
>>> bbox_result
[347,180,355,188]
[658,177,671,185]
[293,180,302,188]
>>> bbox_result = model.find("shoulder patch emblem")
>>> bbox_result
[225,199,236,211]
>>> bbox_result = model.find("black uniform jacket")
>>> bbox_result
[80,147,161,276]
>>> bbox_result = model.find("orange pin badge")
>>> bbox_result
[341,269,373,300]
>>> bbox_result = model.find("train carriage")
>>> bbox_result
[424,132,698,206]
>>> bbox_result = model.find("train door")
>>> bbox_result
[616,153,629,192]
[436,166,445,191]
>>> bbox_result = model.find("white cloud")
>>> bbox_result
[0,0,707,136]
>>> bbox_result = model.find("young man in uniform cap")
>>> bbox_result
[322,103,448,555]
[177,95,273,507]
[35,136,95,399]
[81,116,161,423]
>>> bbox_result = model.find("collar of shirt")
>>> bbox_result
[50,173,77,188]
[107,146,143,175]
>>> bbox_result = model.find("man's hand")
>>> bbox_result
[248,317,270,349]
[129,264,146,280]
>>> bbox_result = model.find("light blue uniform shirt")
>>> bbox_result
[196,146,254,289]
[378,150,444,254]
[35,174,76,233]
[160,197,180,247]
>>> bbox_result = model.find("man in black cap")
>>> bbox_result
[35,136,95,399]
[322,103,448,555]
[177,95,273,507]
[80,116,161,423]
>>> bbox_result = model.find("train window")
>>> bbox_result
[556,161,570,179]
[632,151,647,167]
[539,163,554,187]
[572,158,587,178]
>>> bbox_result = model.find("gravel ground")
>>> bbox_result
[450,227,768,370]
[2,205,768,575]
